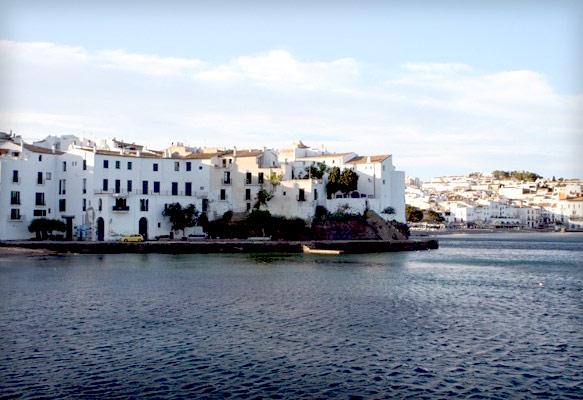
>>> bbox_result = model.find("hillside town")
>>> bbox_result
[405,172,583,231]
[0,131,405,241]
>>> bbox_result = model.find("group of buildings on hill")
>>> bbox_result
[406,173,583,231]
[0,131,405,241]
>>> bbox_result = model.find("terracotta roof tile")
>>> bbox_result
[23,143,64,155]
[346,154,391,164]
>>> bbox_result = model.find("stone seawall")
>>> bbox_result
[0,239,438,254]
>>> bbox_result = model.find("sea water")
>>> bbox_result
[1,233,581,398]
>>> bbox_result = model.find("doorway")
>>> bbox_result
[96,217,104,241]
[139,217,148,240]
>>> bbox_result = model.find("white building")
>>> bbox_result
[1,135,407,240]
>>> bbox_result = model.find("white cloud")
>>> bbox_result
[195,49,359,90]
[96,49,205,77]
[0,41,580,178]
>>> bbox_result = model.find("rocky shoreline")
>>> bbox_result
[0,239,438,255]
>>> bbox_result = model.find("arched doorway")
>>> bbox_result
[139,217,148,240]
[96,217,104,241]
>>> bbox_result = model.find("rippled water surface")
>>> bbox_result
[1,233,582,399]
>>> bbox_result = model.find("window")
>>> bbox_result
[115,179,121,194]
[12,151,20,157]
[245,188,251,200]
[185,182,192,196]
[38,155,42,162]
[298,189,306,201]
[12,170,19,183]
[127,161,132,170]
[62,161,67,172]
[198,165,203,170]
[314,189,318,201]
[59,179,66,195]
[246,172,252,184]
[142,180,149,194]
[10,191,20,205]
[82,178,87,194]
[186,162,191,171]
[247,202,251,211]
[174,161,180,172]
[140,199,149,212]
[172,182,178,196]
[59,199,66,212]
[220,189,226,200]
[153,181,160,193]
[383,179,386,185]
[153,163,158,172]
[103,160,109,168]
[33,209,47,217]
[127,180,133,193]
[115,160,120,169]
[10,209,20,220]
[83,159,87,170]
[103,179,109,191]
[35,192,45,206]
[113,198,128,211]
[258,172,264,184]
[222,159,227,167]
[37,172,43,185]
[202,199,208,212]
[46,172,52,180]
[223,171,231,184]
[82,199,87,212]
[98,199,102,212]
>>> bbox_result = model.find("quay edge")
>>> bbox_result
[0,239,438,255]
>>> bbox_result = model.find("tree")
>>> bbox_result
[405,205,423,223]
[423,210,445,223]
[326,167,341,197]
[339,168,359,194]
[382,207,396,215]
[254,188,273,209]
[246,209,272,237]
[269,172,283,187]
[304,162,328,180]
[28,218,66,240]
[162,203,200,238]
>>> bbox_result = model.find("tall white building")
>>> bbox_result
[1,134,406,241]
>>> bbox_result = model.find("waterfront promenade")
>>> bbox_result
[0,239,438,255]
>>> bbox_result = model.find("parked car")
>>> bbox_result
[120,234,144,242]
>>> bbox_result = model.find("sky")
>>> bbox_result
[0,0,582,179]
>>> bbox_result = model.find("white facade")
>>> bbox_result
[1,135,407,240]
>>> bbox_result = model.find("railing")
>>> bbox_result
[94,189,208,197]
[112,205,130,212]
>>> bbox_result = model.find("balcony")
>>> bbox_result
[112,205,130,212]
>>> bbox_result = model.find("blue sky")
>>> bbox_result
[1,0,582,178]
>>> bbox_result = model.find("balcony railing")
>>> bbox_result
[112,205,130,212]
[94,189,208,197]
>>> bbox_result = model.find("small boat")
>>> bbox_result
[302,245,343,255]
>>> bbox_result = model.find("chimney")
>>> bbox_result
[233,146,237,157]
[19,138,23,152]
[367,156,371,163]
[51,145,56,154]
